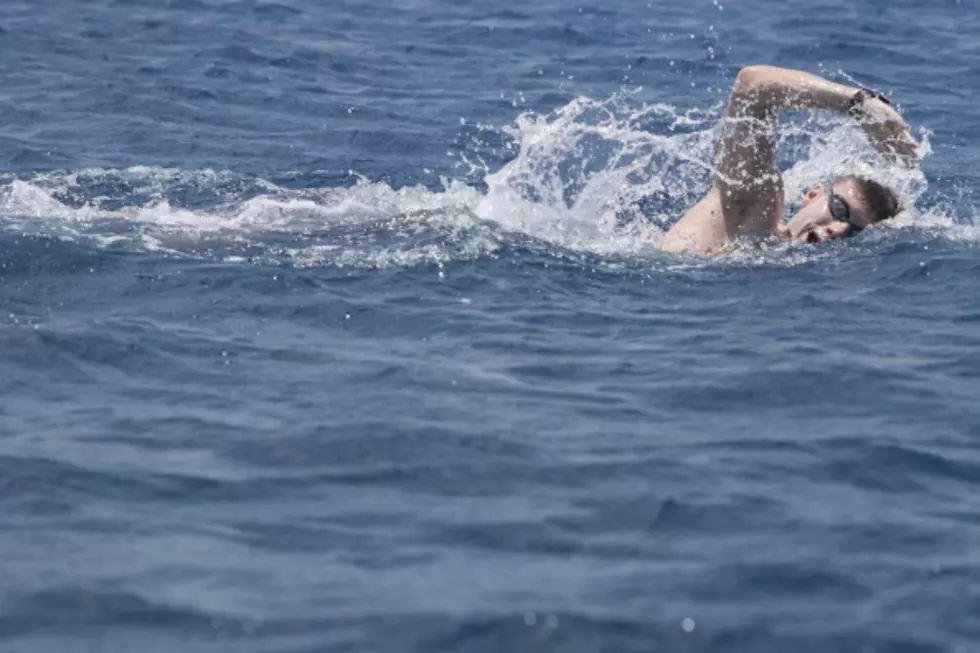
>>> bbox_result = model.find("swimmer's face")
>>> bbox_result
[783,178,874,244]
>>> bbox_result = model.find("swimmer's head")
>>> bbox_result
[782,176,900,244]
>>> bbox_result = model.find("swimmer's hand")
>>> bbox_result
[856,98,919,166]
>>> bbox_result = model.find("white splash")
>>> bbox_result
[0,92,961,269]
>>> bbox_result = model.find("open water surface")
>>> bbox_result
[2,0,980,651]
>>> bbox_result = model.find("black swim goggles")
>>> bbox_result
[828,191,863,236]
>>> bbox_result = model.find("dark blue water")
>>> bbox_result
[3,1,980,651]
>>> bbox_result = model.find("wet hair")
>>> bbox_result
[838,175,901,224]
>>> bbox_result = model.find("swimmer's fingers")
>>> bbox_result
[858,106,920,166]
[870,126,919,166]
[889,131,921,167]
[887,128,920,167]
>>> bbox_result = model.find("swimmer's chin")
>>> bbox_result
[775,223,792,240]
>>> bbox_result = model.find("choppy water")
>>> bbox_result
[3,1,980,651]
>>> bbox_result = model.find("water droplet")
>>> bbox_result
[524,612,537,626]
[682,618,695,632]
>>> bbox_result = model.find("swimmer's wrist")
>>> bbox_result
[847,88,891,119]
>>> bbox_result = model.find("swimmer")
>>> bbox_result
[660,65,919,254]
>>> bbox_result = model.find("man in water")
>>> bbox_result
[660,65,919,254]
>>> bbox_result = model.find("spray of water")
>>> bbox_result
[0,92,958,269]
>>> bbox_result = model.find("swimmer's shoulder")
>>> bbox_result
[660,189,727,254]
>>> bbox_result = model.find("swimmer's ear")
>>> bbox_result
[801,183,823,205]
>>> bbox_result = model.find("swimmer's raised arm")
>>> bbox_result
[713,65,916,238]
[661,66,916,254]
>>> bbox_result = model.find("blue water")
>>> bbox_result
[3,0,980,651]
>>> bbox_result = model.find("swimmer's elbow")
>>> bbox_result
[729,66,781,115]
[732,65,776,95]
